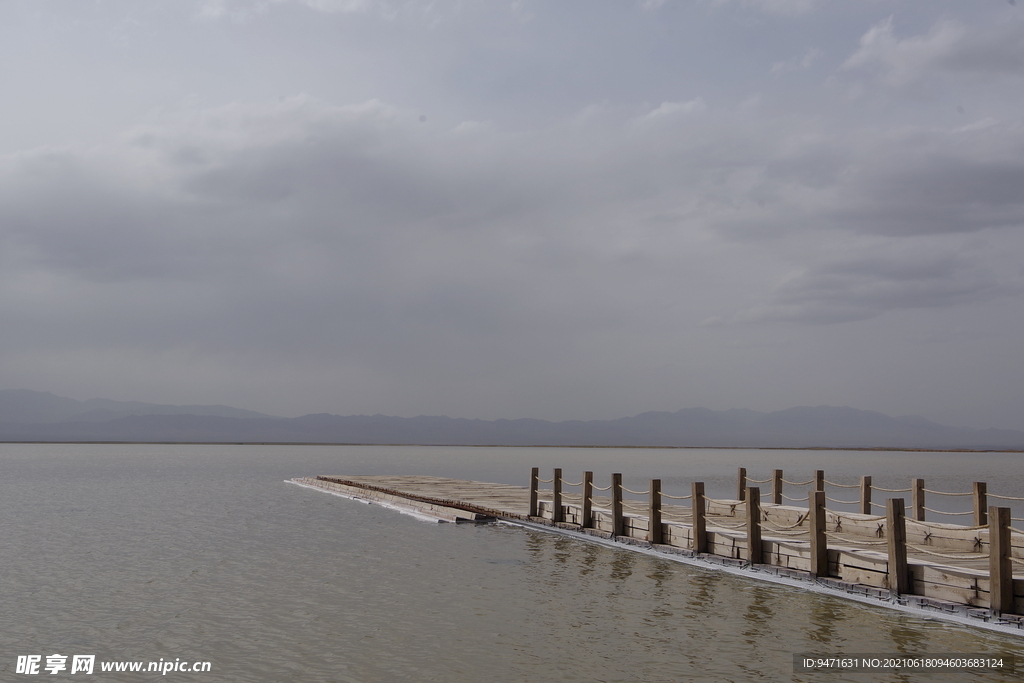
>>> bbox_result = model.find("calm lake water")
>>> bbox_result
[2,443,1024,682]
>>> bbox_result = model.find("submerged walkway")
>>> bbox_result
[291,470,1024,634]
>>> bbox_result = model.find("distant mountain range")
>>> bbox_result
[0,389,1021,450]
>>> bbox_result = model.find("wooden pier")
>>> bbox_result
[292,467,1024,631]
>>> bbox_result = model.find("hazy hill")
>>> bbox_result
[0,391,1021,449]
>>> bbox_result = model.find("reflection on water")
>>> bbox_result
[0,444,1022,682]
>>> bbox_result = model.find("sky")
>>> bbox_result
[1,0,1023,428]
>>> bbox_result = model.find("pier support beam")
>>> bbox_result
[860,476,872,515]
[771,469,783,505]
[529,467,539,517]
[746,487,762,565]
[649,479,662,545]
[611,473,624,538]
[552,468,563,523]
[692,482,707,554]
[912,478,925,521]
[814,470,824,492]
[581,471,593,529]
[989,506,1012,614]
[737,467,747,502]
[973,482,988,527]
[887,498,910,595]
[809,490,827,577]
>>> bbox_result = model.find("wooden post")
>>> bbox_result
[860,476,872,515]
[581,471,593,529]
[886,498,910,595]
[529,467,539,517]
[552,468,563,523]
[912,478,925,521]
[809,490,828,577]
[973,482,988,527]
[771,469,783,505]
[737,467,747,502]
[692,482,707,554]
[649,479,662,545]
[814,470,824,492]
[746,486,762,565]
[611,473,623,538]
[989,506,1012,614]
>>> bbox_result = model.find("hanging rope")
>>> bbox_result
[825,496,859,505]
[922,506,972,516]
[872,485,911,492]
[906,518,989,531]
[761,526,809,536]
[989,492,1024,501]
[780,493,809,502]
[906,543,987,560]
[824,480,859,488]
[591,483,612,491]
[762,511,809,530]
[661,492,693,500]
[559,478,583,487]
[781,478,814,486]
[825,533,888,546]
[747,477,772,484]
[922,488,972,496]
[621,486,650,495]
[709,519,748,530]
[536,477,553,483]
[620,501,648,512]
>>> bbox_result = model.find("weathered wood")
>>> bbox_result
[860,476,872,515]
[771,469,783,505]
[974,482,988,527]
[737,467,747,502]
[990,506,1013,614]
[809,490,828,577]
[887,498,911,595]
[912,478,925,522]
[552,468,563,523]
[692,481,707,553]
[746,486,762,564]
[649,479,663,544]
[611,473,624,538]
[529,467,539,517]
[581,471,593,529]
[814,470,824,492]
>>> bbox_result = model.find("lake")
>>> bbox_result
[2,443,1023,682]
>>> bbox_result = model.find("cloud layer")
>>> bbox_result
[1,1,1022,429]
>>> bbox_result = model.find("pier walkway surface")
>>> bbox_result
[291,469,1024,635]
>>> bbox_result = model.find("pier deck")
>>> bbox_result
[291,472,1024,633]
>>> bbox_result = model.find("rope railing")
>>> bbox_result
[620,486,650,495]
[528,465,1023,614]
[762,511,809,529]
[823,480,859,488]
[989,493,1024,501]
[907,544,988,560]
[922,507,972,516]
[906,519,989,531]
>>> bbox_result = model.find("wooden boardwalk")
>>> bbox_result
[292,469,1024,631]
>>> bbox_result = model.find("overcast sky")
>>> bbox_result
[1,0,1023,428]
